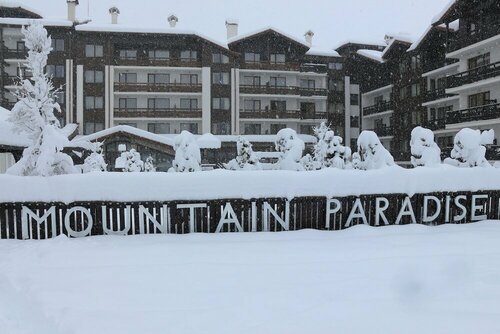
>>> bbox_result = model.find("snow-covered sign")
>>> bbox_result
[2,190,499,240]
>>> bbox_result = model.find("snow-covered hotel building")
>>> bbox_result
[0,0,361,147]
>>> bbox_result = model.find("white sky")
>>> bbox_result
[19,0,451,48]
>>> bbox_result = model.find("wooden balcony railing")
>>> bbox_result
[239,109,327,120]
[447,26,500,53]
[113,58,202,67]
[113,108,202,118]
[368,125,394,137]
[446,102,500,125]
[447,61,500,89]
[240,61,301,71]
[114,82,202,93]
[1,48,27,59]
[423,88,453,102]
[239,85,328,96]
[421,118,447,131]
[363,100,394,116]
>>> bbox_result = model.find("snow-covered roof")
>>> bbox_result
[0,17,73,27]
[356,49,384,63]
[79,125,175,147]
[333,39,386,50]
[228,27,309,48]
[196,133,222,149]
[75,24,229,50]
[407,20,459,52]
[0,106,30,148]
[306,46,340,58]
[381,36,413,59]
[432,0,457,25]
[0,1,42,17]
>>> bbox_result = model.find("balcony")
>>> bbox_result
[447,61,500,89]
[114,58,202,68]
[423,88,454,102]
[447,25,500,53]
[421,118,446,131]
[240,61,300,71]
[113,108,202,118]
[114,82,202,93]
[369,125,393,137]
[446,102,500,125]
[239,85,327,97]
[363,101,393,116]
[1,48,27,59]
[239,109,327,120]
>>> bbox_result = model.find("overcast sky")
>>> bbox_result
[20,0,451,48]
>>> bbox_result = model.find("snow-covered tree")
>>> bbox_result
[275,128,305,171]
[225,136,261,171]
[312,122,351,169]
[123,149,144,172]
[82,143,107,173]
[410,126,441,167]
[300,154,316,171]
[7,22,76,176]
[169,131,201,172]
[144,156,156,172]
[444,128,493,168]
[354,131,395,170]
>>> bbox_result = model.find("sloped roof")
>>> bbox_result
[356,49,384,63]
[228,27,309,48]
[0,17,73,27]
[432,0,457,25]
[381,37,413,59]
[0,1,42,18]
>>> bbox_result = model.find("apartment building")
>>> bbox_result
[0,0,359,147]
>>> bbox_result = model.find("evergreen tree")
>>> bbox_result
[225,136,261,170]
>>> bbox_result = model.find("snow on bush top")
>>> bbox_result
[445,128,492,168]
[410,126,441,167]
[170,131,201,172]
[275,128,305,171]
[356,131,395,170]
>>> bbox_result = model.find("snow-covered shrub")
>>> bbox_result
[7,22,76,176]
[144,156,156,172]
[275,128,305,171]
[444,128,493,168]
[225,136,261,171]
[312,122,351,169]
[410,126,441,167]
[169,131,201,172]
[300,154,316,171]
[81,142,107,173]
[355,131,395,170]
[123,149,144,172]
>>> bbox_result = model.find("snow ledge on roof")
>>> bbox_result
[306,46,340,58]
[357,49,384,63]
[228,27,309,48]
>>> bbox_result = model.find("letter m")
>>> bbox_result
[21,206,57,239]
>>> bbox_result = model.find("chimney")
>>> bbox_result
[225,19,239,40]
[66,0,78,22]
[304,30,314,46]
[109,6,120,24]
[168,14,178,28]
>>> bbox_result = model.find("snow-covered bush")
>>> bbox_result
[355,131,395,170]
[275,128,305,171]
[444,128,493,168]
[7,22,76,176]
[410,126,441,167]
[169,131,201,172]
[144,156,156,172]
[123,149,144,172]
[225,136,261,171]
[300,154,316,171]
[312,122,351,169]
[81,142,107,173]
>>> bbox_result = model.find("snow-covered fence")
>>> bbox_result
[1,190,499,239]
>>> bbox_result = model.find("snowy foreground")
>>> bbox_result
[1,222,500,333]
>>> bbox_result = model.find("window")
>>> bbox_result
[374,95,384,104]
[410,55,421,70]
[84,122,104,135]
[85,44,103,57]
[148,73,169,84]
[243,76,261,86]
[55,91,65,105]
[270,53,285,64]
[270,76,286,87]
[148,123,170,134]
[212,97,230,110]
[328,62,343,70]
[180,123,199,134]
[299,125,314,135]
[148,98,170,109]
[212,53,229,64]
[212,122,230,135]
[468,22,477,35]
[300,79,315,89]
[180,74,198,85]
[180,98,198,110]
[468,91,491,107]
[244,100,261,112]
[85,70,104,83]
[351,116,360,128]
[270,100,286,111]
[148,50,169,60]
[350,94,359,105]
[328,79,344,91]
[213,72,230,85]
[411,83,421,97]
[270,124,286,134]
[16,41,25,52]
[180,50,197,62]
[118,73,137,83]
[46,65,65,78]
[118,98,137,109]
[244,52,260,63]
[85,96,104,110]
[51,38,65,51]
[468,53,490,70]
[300,102,315,113]
[244,124,261,135]
[120,50,137,60]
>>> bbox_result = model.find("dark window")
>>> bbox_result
[270,76,286,87]
[180,98,198,110]
[270,100,286,111]
[85,70,104,83]
[300,79,315,89]
[148,123,170,134]
[244,52,261,63]
[119,50,137,60]
[213,72,230,85]
[244,100,261,112]
[468,53,490,70]
[411,55,421,70]
[148,98,170,109]
[84,122,104,135]
[118,98,137,109]
[300,125,314,135]
[270,124,286,134]
[270,53,285,64]
[55,91,65,105]
[212,97,230,110]
[300,102,315,112]
[46,65,65,78]
[119,73,137,83]
[244,124,261,135]
[468,91,491,107]
[350,94,359,105]
[180,50,197,62]
[85,44,103,57]
[148,50,169,60]
[148,73,169,84]
[243,76,261,86]
[180,74,198,85]
[212,122,230,135]
[180,123,199,134]
[84,96,104,110]
[328,62,343,70]
[51,38,65,51]
[16,41,25,52]
[212,53,229,64]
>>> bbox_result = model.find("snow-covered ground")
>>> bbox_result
[1,221,500,334]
